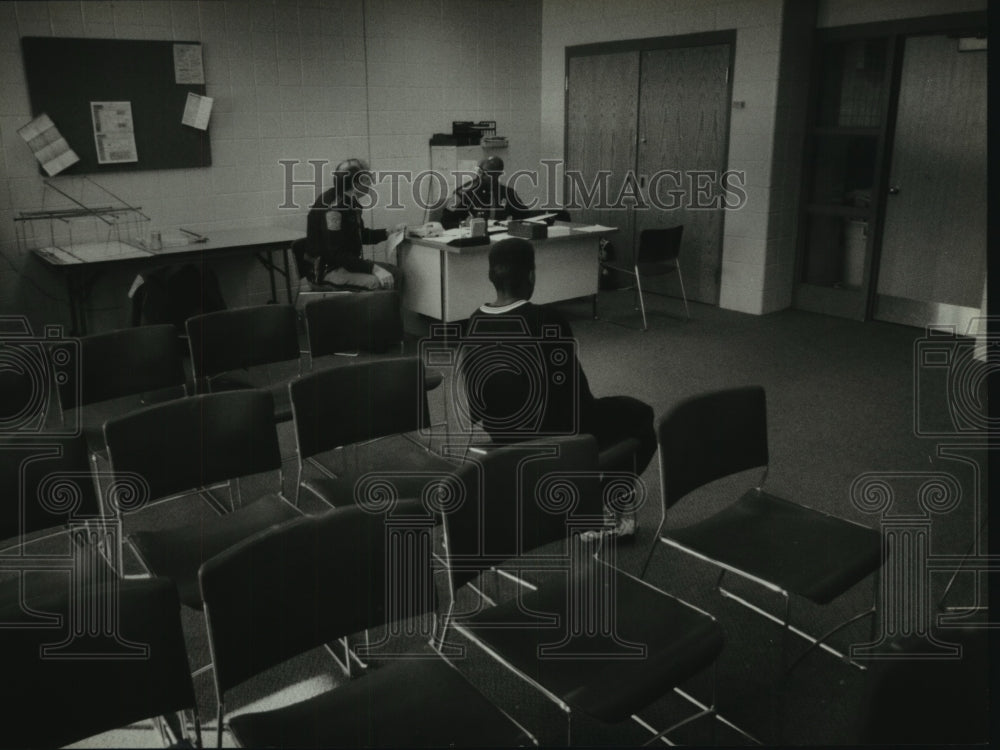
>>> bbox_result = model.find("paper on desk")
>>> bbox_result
[526,213,556,223]
[181,92,213,130]
[386,230,405,254]
[18,114,79,176]
[575,224,616,232]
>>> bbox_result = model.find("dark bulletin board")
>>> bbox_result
[21,36,212,174]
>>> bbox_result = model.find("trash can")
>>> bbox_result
[843,220,867,289]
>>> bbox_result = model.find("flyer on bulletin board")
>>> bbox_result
[181,92,213,130]
[18,113,79,176]
[91,101,138,164]
[173,43,204,84]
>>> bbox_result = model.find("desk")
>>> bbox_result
[32,226,304,335]
[398,223,617,322]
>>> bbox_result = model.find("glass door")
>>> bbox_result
[794,37,892,320]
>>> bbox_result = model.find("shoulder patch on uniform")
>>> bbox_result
[325,210,342,231]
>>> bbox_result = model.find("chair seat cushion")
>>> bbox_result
[229,656,531,748]
[667,489,882,604]
[302,440,456,507]
[129,494,300,608]
[458,563,723,723]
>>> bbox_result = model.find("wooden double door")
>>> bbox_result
[565,34,734,305]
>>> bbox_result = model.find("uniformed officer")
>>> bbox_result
[440,156,530,229]
[305,158,404,289]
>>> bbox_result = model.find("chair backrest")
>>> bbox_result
[857,630,988,744]
[289,356,430,459]
[0,576,197,749]
[304,290,403,357]
[656,386,769,510]
[636,225,684,265]
[186,304,300,380]
[443,435,603,590]
[104,390,282,503]
[0,434,100,544]
[200,499,433,694]
[56,324,186,411]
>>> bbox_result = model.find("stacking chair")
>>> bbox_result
[304,290,445,395]
[199,500,535,748]
[1,576,201,749]
[303,290,404,363]
[55,323,187,458]
[0,434,106,623]
[186,304,301,422]
[288,356,455,506]
[596,225,689,329]
[439,435,726,745]
[643,386,883,676]
[104,390,300,608]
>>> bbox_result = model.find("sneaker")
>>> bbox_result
[611,512,637,542]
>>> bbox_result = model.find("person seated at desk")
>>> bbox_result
[461,238,656,539]
[441,156,530,229]
[305,158,403,290]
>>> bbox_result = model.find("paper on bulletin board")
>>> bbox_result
[181,92,213,130]
[173,43,204,84]
[91,101,138,164]
[17,113,79,176]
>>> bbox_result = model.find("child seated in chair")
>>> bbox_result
[305,158,404,290]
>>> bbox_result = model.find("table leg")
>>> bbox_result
[281,246,293,303]
[266,251,278,303]
[66,273,84,336]
[440,251,448,324]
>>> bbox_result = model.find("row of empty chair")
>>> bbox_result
[2,342,885,746]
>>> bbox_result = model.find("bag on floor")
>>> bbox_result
[130,264,226,333]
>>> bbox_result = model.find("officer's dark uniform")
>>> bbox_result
[441,157,531,229]
[305,187,387,280]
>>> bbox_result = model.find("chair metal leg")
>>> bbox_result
[717,576,872,673]
[634,266,648,331]
[216,705,225,749]
[676,262,690,319]
[639,523,666,580]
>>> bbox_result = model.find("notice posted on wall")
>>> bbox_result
[173,43,204,84]
[18,113,79,176]
[181,92,213,130]
[91,101,138,164]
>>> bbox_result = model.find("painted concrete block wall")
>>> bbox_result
[0,0,542,331]
[541,0,787,315]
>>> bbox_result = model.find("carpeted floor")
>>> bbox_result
[17,288,992,747]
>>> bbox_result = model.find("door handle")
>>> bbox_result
[888,185,901,195]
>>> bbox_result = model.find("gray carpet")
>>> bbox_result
[10,288,990,747]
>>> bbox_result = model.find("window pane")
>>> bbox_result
[817,39,888,128]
